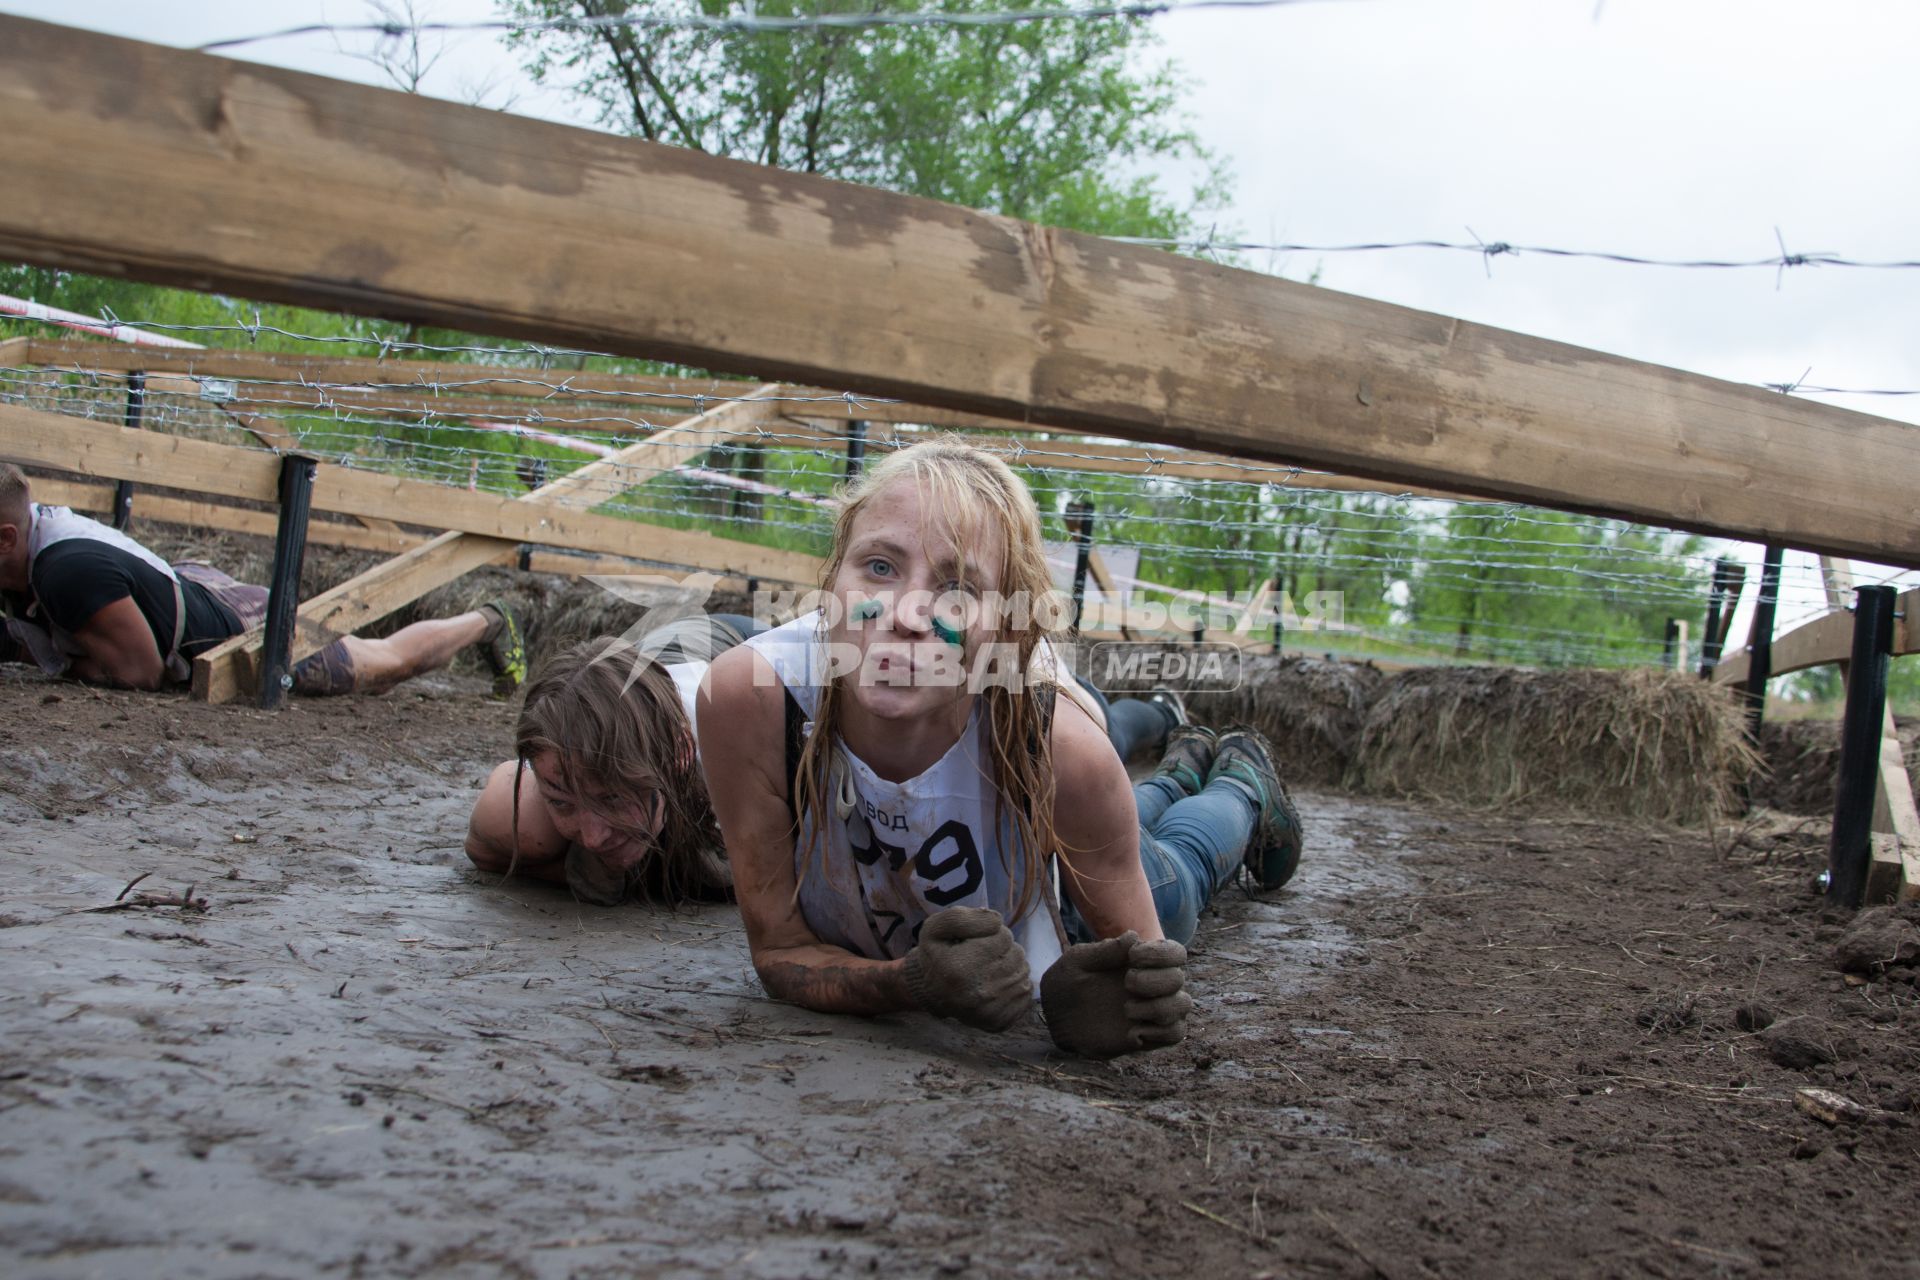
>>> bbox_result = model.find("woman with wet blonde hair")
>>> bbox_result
[699,437,1302,1057]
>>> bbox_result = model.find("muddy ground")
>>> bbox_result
[2,669,1918,1280]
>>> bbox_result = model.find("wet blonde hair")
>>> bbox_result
[512,636,729,903]
[795,436,1066,924]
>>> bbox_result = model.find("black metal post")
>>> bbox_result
[112,372,146,531]
[845,420,869,479]
[1742,545,1783,740]
[517,546,533,572]
[110,481,135,532]
[1828,585,1897,909]
[1067,495,1094,634]
[1662,618,1679,668]
[257,454,318,711]
[1699,559,1730,678]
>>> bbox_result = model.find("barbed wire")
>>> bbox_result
[1107,226,1920,281]
[3,349,1899,669]
[200,0,1334,54]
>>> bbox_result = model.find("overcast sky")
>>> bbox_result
[5,0,1916,631]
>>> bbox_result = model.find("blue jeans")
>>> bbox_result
[1071,676,1177,761]
[1131,772,1257,945]
[1062,677,1258,946]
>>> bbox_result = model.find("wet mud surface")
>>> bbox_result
[1,671,1917,1278]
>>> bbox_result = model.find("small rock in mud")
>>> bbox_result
[1832,907,1920,977]
[1763,1023,1837,1070]
[1733,1003,1777,1033]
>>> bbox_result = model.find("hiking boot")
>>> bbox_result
[1206,727,1304,891]
[1151,724,1217,796]
[477,601,527,697]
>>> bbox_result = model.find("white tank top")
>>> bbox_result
[739,611,1065,992]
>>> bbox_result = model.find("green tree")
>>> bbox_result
[503,0,1230,238]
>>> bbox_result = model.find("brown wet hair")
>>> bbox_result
[510,636,729,904]
[0,463,29,531]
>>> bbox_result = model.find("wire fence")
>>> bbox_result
[0,320,1901,674]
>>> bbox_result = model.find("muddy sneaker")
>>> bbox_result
[1206,727,1304,891]
[477,601,527,697]
[1151,724,1217,796]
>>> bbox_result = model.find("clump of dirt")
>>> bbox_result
[1833,902,1920,979]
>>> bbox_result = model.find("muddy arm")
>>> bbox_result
[1051,693,1163,941]
[698,645,915,1017]
[465,760,569,883]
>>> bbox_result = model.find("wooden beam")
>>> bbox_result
[23,337,747,409]
[31,474,763,589]
[787,417,1492,500]
[0,337,32,365]
[1713,588,1920,685]
[190,390,806,701]
[0,401,815,582]
[5,21,1918,565]
[30,476,420,554]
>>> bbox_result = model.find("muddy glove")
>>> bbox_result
[902,906,1032,1032]
[1040,933,1192,1059]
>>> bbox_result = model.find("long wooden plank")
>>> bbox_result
[789,417,1489,499]
[190,390,805,701]
[30,476,420,554]
[32,475,768,591]
[23,337,747,408]
[0,401,815,583]
[4,21,1918,565]
[27,335,1488,498]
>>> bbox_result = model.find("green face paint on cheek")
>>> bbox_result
[932,618,964,649]
[851,598,883,623]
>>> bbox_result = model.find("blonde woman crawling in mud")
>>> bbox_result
[698,439,1304,1059]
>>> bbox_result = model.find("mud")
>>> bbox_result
[2,670,1918,1279]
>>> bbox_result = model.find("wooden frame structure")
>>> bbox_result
[1711,563,1920,902]
[1,17,1916,566]
[1,14,1917,731]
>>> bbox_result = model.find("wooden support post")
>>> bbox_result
[6,18,1920,566]
[1831,586,1898,908]
[256,454,317,710]
[1086,549,1135,642]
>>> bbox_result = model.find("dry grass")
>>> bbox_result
[1349,666,1760,826]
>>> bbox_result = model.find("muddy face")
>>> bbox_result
[827,478,1006,728]
[529,748,663,904]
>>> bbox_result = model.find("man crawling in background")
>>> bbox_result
[0,463,526,697]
